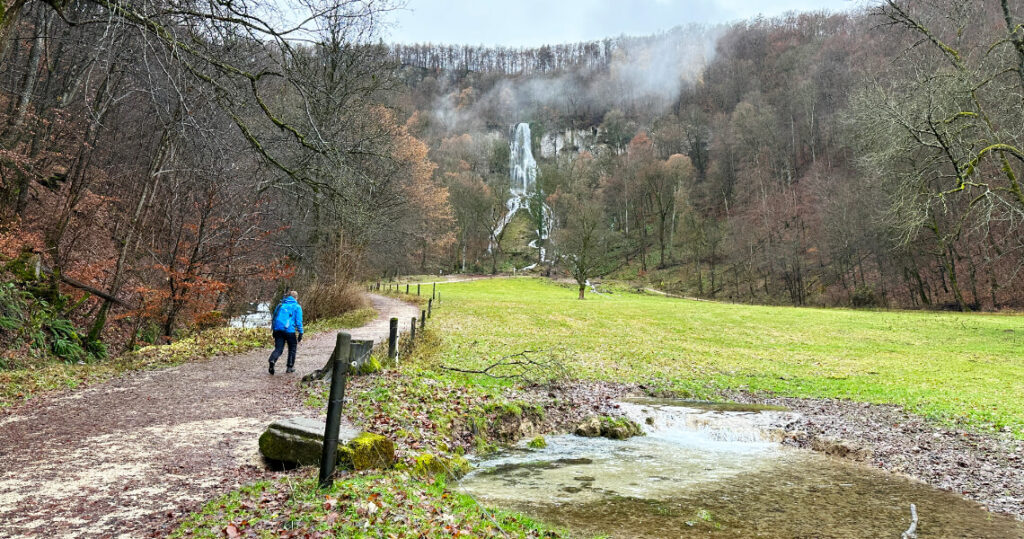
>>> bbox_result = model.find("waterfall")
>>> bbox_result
[490,122,553,264]
[510,123,537,195]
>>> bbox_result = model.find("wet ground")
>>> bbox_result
[459,400,1024,538]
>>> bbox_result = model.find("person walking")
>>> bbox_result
[268,290,304,374]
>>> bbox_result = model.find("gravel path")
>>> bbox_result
[0,294,419,538]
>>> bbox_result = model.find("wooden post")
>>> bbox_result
[438,292,441,304]
[410,317,416,340]
[420,310,426,330]
[417,283,421,296]
[405,284,409,294]
[388,317,398,362]
[432,282,436,300]
[319,332,351,488]
[428,298,432,318]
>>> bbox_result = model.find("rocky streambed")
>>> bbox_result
[458,398,1024,538]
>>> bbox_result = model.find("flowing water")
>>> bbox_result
[458,400,1023,538]
[490,122,554,263]
[228,302,271,329]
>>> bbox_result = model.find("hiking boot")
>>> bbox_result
[286,367,295,373]
[268,362,275,375]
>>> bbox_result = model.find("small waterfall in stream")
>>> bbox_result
[490,123,554,266]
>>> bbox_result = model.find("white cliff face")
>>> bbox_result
[509,123,537,195]
[539,127,602,159]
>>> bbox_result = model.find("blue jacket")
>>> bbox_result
[272,296,304,334]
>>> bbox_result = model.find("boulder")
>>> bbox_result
[410,452,471,479]
[574,415,645,440]
[339,432,395,470]
[574,416,602,438]
[258,417,394,470]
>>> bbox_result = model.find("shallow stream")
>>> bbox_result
[458,399,1023,538]
[228,302,271,329]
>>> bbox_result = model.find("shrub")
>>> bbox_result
[851,286,880,308]
[300,280,370,322]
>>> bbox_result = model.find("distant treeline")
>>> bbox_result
[404,3,1024,311]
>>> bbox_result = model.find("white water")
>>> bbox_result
[510,123,537,195]
[489,122,554,265]
[228,302,271,329]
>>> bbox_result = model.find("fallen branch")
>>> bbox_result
[441,350,568,381]
[58,274,134,308]
[901,503,918,539]
[35,261,135,308]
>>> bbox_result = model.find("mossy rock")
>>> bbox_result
[411,452,471,480]
[4,252,40,282]
[527,436,547,449]
[574,415,644,440]
[258,417,343,466]
[258,418,394,470]
[356,356,382,375]
[338,432,395,470]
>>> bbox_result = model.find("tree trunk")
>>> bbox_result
[88,131,174,341]
[0,0,28,61]
[7,7,46,138]
[578,283,585,299]
[942,247,969,312]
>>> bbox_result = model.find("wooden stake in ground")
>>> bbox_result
[388,318,398,363]
[319,332,351,488]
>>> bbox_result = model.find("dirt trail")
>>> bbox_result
[0,294,419,538]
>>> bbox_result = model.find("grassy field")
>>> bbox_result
[433,278,1024,437]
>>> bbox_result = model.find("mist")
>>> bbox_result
[419,24,724,135]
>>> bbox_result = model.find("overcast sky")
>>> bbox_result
[384,0,865,47]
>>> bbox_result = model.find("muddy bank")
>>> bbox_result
[723,392,1024,520]
[513,381,1024,522]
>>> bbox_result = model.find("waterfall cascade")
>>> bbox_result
[490,123,554,265]
[510,123,537,195]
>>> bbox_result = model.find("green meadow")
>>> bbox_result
[434,278,1024,437]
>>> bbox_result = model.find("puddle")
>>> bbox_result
[458,401,1023,538]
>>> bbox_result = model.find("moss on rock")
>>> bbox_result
[259,419,394,470]
[574,415,644,440]
[339,432,395,470]
[411,452,471,479]
[527,436,547,449]
[357,356,382,375]
[258,418,332,466]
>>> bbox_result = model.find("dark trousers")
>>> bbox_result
[268,330,297,368]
